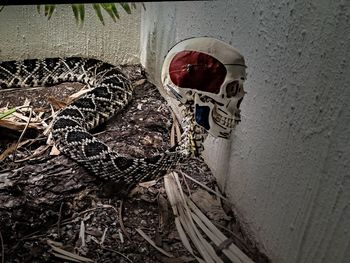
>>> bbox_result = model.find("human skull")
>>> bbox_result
[161,37,247,139]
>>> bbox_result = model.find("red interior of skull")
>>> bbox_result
[169,51,227,94]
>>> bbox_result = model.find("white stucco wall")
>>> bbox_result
[0,4,140,64]
[140,1,350,263]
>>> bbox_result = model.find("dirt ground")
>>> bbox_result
[0,65,269,263]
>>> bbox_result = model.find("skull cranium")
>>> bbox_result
[161,37,247,139]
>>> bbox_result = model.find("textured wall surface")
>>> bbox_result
[0,5,140,64]
[140,1,350,262]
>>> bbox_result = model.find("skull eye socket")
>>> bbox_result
[169,51,227,94]
[226,80,240,98]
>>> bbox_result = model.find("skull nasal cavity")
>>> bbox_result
[169,51,226,94]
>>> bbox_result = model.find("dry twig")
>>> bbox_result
[0,230,4,263]
[135,228,174,258]
[57,202,64,238]
[180,171,231,204]
[118,200,130,240]
[100,246,133,263]
[12,106,33,162]
[47,239,93,262]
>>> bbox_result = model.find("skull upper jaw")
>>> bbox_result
[194,93,242,139]
[165,75,246,139]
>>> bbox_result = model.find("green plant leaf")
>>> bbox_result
[0,108,16,120]
[48,5,56,20]
[78,4,85,22]
[71,4,79,23]
[44,5,49,16]
[101,3,118,22]
[71,4,85,24]
[110,3,119,19]
[1,3,135,25]
[92,4,105,25]
[45,5,56,20]
[119,3,131,14]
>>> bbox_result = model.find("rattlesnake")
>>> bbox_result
[0,57,193,194]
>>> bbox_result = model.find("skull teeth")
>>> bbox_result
[212,110,236,129]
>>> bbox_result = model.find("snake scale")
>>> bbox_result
[0,57,189,194]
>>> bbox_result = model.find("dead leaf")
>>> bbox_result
[67,87,94,104]
[0,142,17,161]
[138,179,157,188]
[47,96,68,109]
[0,139,34,161]
[191,189,231,222]
[158,194,170,230]
[47,239,93,262]
[14,144,50,163]
[136,228,174,258]
[159,255,195,263]
[134,78,146,87]
[50,144,61,156]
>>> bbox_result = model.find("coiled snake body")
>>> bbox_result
[0,57,187,194]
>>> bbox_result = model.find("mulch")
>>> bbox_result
[0,65,269,263]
